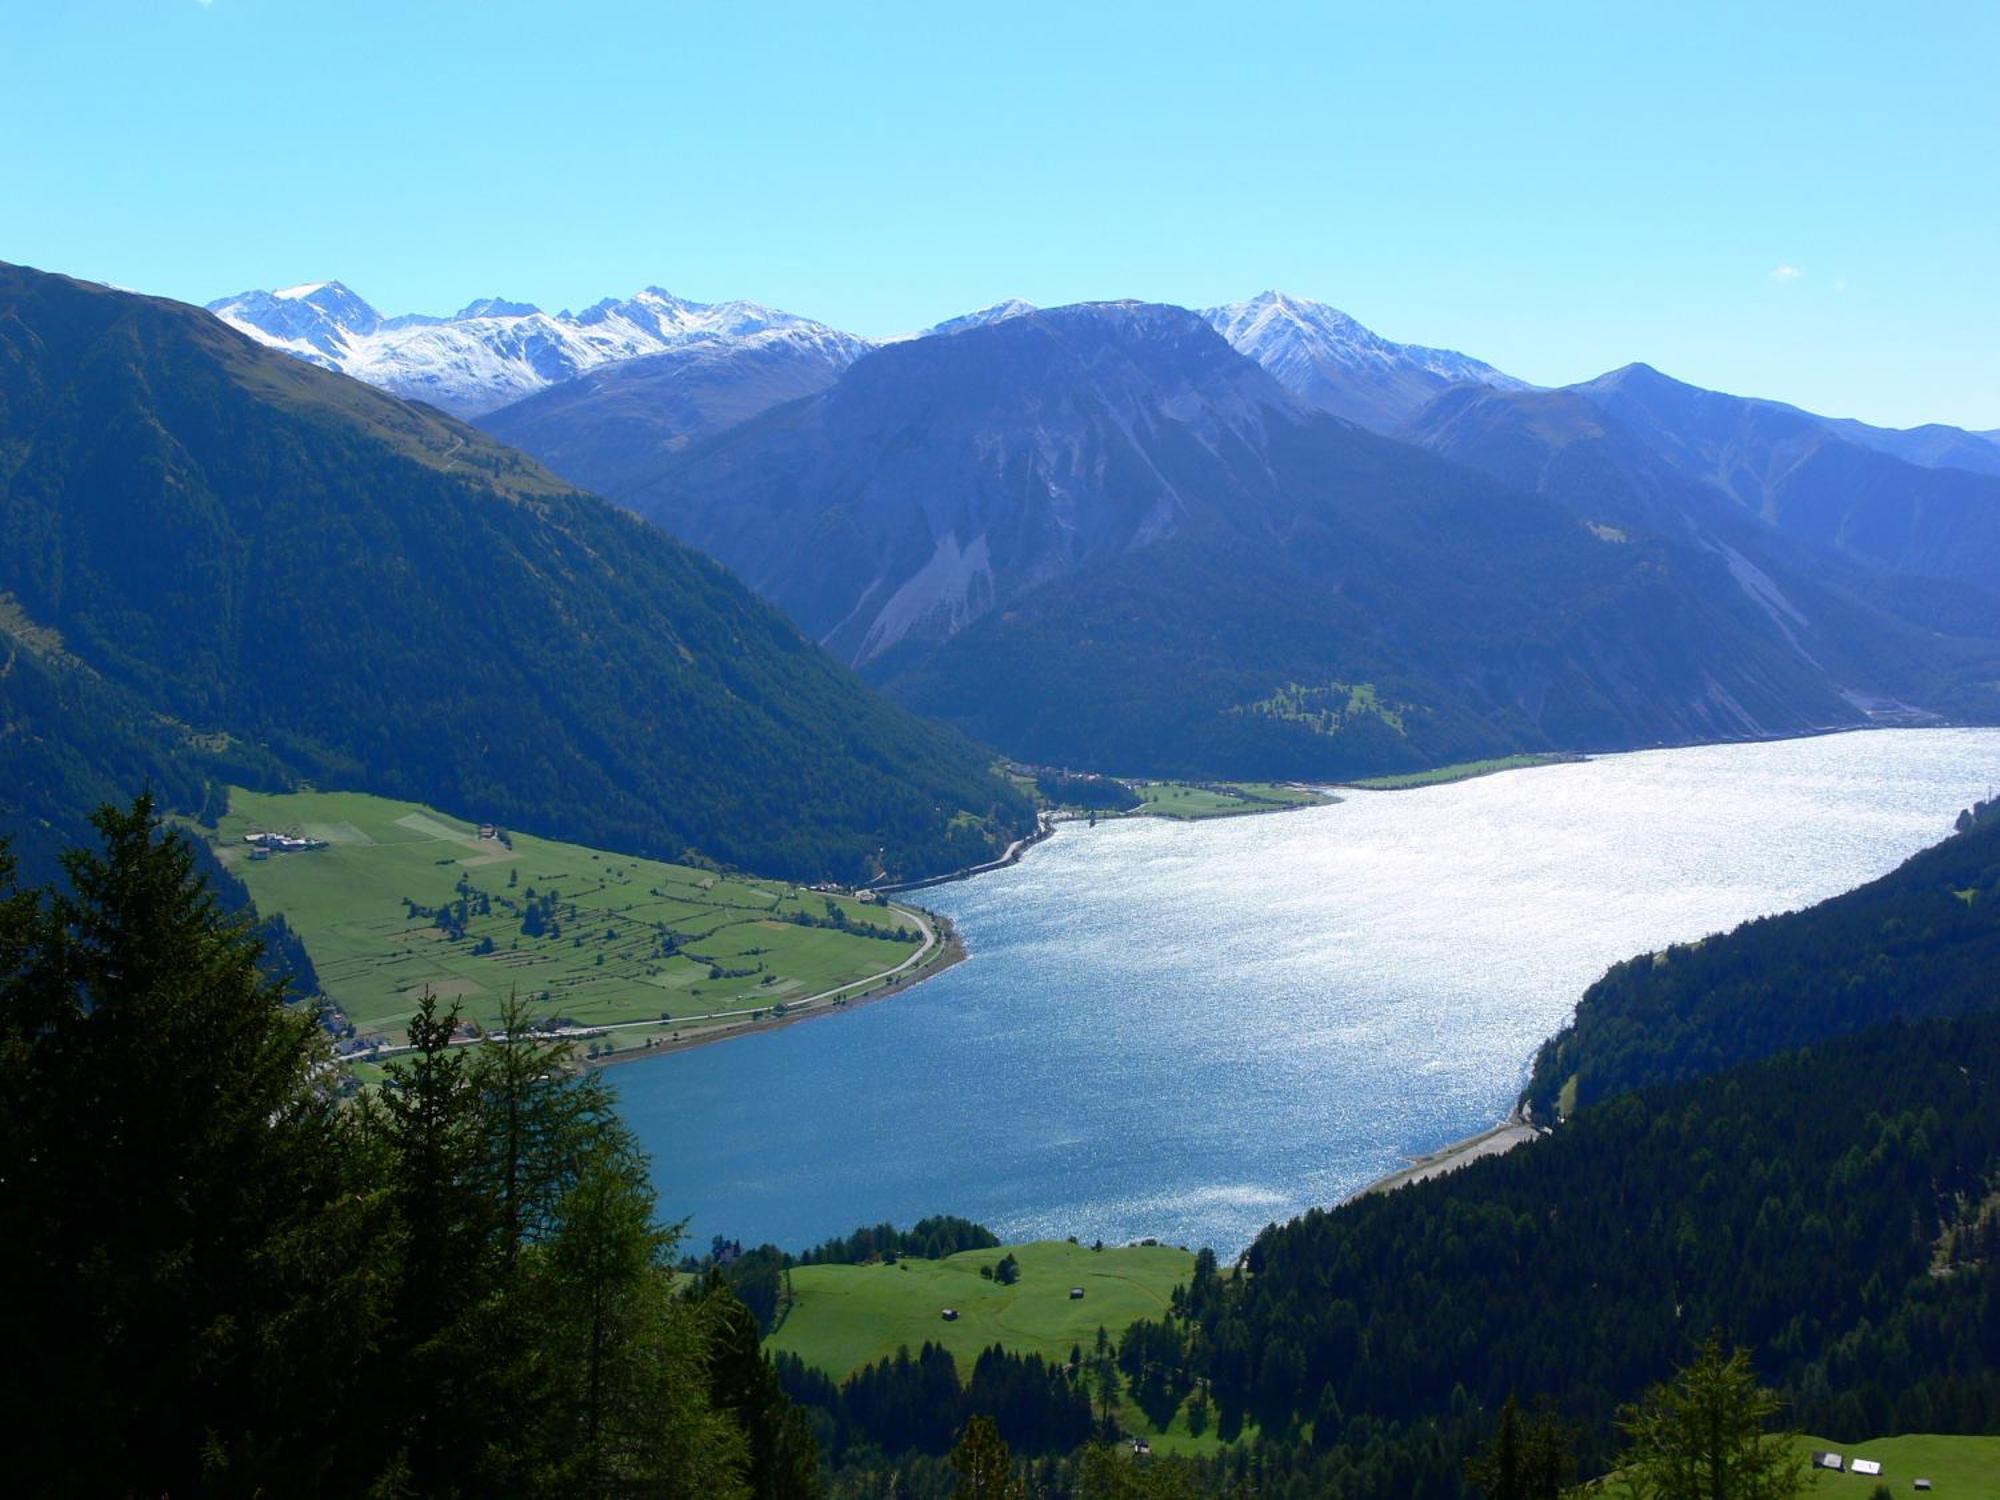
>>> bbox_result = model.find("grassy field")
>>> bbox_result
[1794,1433,2000,1496]
[1348,753,1584,791]
[766,1240,1222,1450]
[1121,780,1333,819]
[768,1240,1193,1379]
[207,789,945,1050]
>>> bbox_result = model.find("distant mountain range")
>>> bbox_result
[206,281,870,419]
[1,263,1031,883]
[625,302,2000,776]
[212,277,2000,485]
[195,274,2000,779]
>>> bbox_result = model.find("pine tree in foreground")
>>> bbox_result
[1608,1334,1807,1500]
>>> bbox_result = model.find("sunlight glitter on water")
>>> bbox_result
[617,729,2000,1257]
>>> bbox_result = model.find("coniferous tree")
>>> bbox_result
[703,1276,826,1499]
[951,1414,1022,1499]
[1468,1394,1577,1500]
[0,800,346,1492]
[1610,1335,1807,1500]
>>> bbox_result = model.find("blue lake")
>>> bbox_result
[615,729,2000,1257]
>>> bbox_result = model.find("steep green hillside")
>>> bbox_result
[1121,1013,2000,1485]
[1524,800,2000,1119]
[0,263,1031,883]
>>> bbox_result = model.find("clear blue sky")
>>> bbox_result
[4,1,1996,429]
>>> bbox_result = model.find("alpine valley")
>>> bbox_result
[10,249,2000,1500]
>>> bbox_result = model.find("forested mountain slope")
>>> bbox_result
[632,303,1922,778]
[1570,362,2000,589]
[1523,799,2000,1119]
[0,264,1030,883]
[1116,1014,2000,1494]
[1406,382,2000,726]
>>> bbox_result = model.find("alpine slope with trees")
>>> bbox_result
[0,800,824,1498]
[0,262,1033,888]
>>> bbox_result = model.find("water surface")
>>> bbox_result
[616,729,2000,1256]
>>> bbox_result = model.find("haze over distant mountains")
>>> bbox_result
[207,280,870,419]
[200,274,2000,779]
[211,277,2000,477]
[628,301,2000,776]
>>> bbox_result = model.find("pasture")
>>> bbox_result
[1348,753,1582,791]
[767,1240,1193,1380]
[210,788,942,1048]
[1122,780,1330,819]
[1794,1433,2000,1496]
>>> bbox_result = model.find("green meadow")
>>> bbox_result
[768,1240,1192,1380]
[766,1240,1226,1451]
[1794,1433,2000,1496]
[1348,753,1584,791]
[1122,780,1332,820]
[208,788,944,1047]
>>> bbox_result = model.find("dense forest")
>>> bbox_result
[1101,1014,2000,1495]
[778,1342,1094,1464]
[1523,798,2000,1118]
[0,263,1032,886]
[0,801,824,1497]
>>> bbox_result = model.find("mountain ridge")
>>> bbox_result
[629,299,1962,778]
[207,280,871,418]
[1,262,1032,882]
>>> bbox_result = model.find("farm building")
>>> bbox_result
[940,1308,958,1321]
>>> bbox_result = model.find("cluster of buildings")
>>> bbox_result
[243,830,328,858]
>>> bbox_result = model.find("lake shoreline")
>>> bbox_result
[1349,1115,1546,1202]
[615,727,2000,1257]
[581,907,968,1071]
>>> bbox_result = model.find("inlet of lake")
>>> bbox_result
[614,728,2000,1257]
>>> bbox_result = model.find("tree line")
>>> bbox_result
[1524,800,2000,1119]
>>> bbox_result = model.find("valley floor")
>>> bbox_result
[205,789,961,1067]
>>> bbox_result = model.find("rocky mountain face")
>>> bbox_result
[1562,363,2000,587]
[476,330,864,497]
[628,301,1979,777]
[631,301,1302,665]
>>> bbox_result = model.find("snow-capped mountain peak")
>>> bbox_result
[454,297,540,320]
[207,280,384,363]
[923,299,1038,338]
[1203,291,1528,430]
[207,282,873,417]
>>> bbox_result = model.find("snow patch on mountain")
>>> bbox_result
[917,299,1039,339]
[1203,291,1529,429]
[207,281,872,417]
